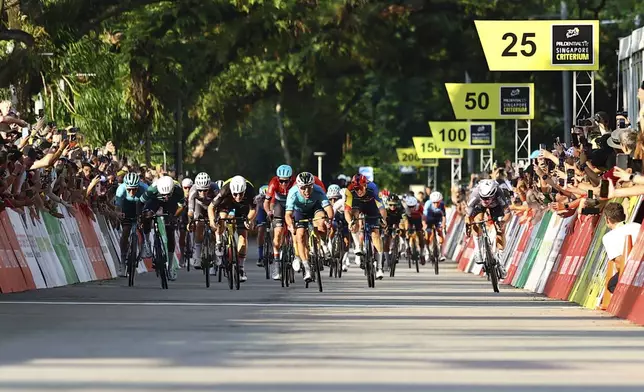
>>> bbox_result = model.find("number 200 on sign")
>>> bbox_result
[401,152,420,162]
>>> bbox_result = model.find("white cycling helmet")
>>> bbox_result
[327,184,341,199]
[230,175,247,194]
[296,172,315,187]
[430,191,443,203]
[156,175,174,195]
[405,195,418,208]
[195,172,211,190]
[181,178,193,188]
[478,179,498,199]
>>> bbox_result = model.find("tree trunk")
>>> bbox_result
[275,98,291,165]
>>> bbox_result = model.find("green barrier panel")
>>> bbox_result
[42,212,80,284]
[514,211,553,288]
[509,215,544,286]
[569,214,608,306]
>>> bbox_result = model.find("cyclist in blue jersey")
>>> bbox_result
[285,172,334,282]
[344,174,387,279]
[423,191,447,263]
[115,172,148,277]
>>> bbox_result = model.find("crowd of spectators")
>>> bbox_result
[0,100,168,226]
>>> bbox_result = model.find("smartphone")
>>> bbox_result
[619,119,626,128]
[587,189,594,199]
[566,169,575,182]
[539,143,546,150]
[61,130,68,140]
[600,180,609,198]
[616,153,629,170]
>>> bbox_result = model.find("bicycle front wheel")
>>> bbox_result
[433,236,440,275]
[127,233,138,287]
[483,240,499,293]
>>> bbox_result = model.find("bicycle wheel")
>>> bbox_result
[483,239,499,293]
[155,235,169,289]
[389,236,398,278]
[365,239,375,288]
[432,233,440,275]
[231,232,240,290]
[186,233,192,272]
[413,244,420,273]
[127,232,138,287]
[336,236,344,279]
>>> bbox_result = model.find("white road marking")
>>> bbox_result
[0,300,575,309]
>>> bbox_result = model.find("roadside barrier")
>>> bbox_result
[0,206,154,293]
[448,196,644,326]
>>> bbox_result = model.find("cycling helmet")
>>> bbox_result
[296,172,315,188]
[387,194,400,205]
[181,178,193,188]
[405,195,418,208]
[478,179,498,199]
[124,172,140,188]
[382,189,390,198]
[276,164,293,178]
[215,180,224,190]
[430,191,443,203]
[195,172,211,190]
[327,184,341,199]
[230,175,247,194]
[156,175,174,195]
[349,174,367,189]
[259,185,268,196]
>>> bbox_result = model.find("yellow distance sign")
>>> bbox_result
[396,148,438,167]
[412,137,463,159]
[445,83,534,120]
[475,20,599,71]
[428,121,495,149]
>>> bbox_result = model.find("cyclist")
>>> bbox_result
[403,194,425,264]
[327,184,351,272]
[255,185,270,270]
[424,191,447,263]
[465,179,510,275]
[115,172,148,277]
[265,165,326,278]
[139,175,184,269]
[285,172,334,282]
[344,174,387,280]
[383,194,405,269]
[178,177,193,267]
[187,172,219,273]
[208,175,257,282]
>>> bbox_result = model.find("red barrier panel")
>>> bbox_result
[607,225,644,323]
[74,206,111,280]
[503,221,535,284]
[542,214,598,300]
[0,211,28,292]
[457,236,474,271]
[0,211,36,291]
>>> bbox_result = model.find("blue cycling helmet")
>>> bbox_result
[259,185,268,196]
[276,164,293,178]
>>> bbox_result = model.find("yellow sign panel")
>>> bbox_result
[445,83,534,120]
[396,148,438,167]
[412,137,463,159]
[428,122,495,149]
[475,20,599,71]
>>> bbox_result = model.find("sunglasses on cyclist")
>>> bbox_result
[183,186,191,190]
[278,178,290,183]
[232,192,244,197]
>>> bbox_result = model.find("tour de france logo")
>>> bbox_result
[551,24,594,66]
[500,86,530,116]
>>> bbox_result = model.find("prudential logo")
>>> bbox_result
[566,27,580,39]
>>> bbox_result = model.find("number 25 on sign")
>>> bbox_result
[475,20,599,71]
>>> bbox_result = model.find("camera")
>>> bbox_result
[581,190,601,215]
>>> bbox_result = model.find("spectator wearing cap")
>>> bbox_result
[602,203,641,293]
[619,128,638,157]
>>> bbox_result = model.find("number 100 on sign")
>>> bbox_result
[429,121,495,149]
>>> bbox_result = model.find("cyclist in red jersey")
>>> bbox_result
[264,164,325,279]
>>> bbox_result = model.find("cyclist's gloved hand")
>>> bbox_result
[244,220,253,230]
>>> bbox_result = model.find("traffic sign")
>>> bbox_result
[475,20,599,71]
[412,137,463,159]
[445,83,534,120]
[428,121,495,149]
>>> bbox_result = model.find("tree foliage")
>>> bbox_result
[1,0,643,188]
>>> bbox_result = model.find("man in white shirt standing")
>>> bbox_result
[601,203,641,293]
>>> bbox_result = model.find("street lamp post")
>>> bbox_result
[314,152,326,180]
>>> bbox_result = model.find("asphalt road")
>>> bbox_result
[1,254,643,392]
